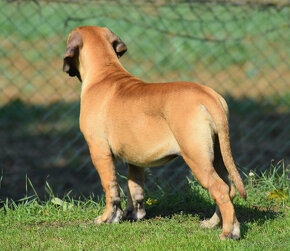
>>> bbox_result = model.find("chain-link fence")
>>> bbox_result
[0,0,289,200]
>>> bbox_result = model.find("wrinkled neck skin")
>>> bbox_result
[78,41,129,92]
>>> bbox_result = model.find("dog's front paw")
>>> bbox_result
[94,216,105,224]
[123,207,146,221]
[94,207,123,224]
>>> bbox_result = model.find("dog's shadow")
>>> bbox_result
[141,186,282,239]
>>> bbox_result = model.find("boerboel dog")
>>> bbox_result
[63,26,246,239]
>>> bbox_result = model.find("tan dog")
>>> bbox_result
[63,26,246,240]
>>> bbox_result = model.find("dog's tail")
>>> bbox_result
[202,91,247,200]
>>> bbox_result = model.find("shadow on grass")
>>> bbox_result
[143,183,283,239]
[145,184,282,221]
[0,95,289,201]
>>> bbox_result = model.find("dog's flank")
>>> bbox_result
[63,26,246,240]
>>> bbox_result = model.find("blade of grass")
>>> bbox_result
[27,177,40,201]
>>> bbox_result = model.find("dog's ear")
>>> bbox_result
[63,31,83,81]
[106,28,127,58]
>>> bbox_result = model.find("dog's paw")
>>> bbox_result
[94,216,105,224]
[219,222,241,240]
[94,208,123,224]
[111,207,123,223]
[123,207,146,221]
[200,219,221,229]
[219,232,240,240]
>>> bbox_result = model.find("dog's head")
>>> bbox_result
[63,26,127,82]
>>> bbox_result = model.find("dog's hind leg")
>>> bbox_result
[183,152,240,239]
[173,117,240,239]
[88,145,123,224]
[200,136,237,231]
[123,165,146,221]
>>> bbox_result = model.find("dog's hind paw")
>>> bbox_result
[219,221,241,240]
[220,232,240,240]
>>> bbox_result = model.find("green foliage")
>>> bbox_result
[268,189,288,203]
[243,160,289,207]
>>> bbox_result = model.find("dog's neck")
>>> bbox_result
[78,42,129,89]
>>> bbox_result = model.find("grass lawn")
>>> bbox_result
[0,162,289,250]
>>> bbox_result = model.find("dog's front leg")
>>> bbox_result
[89,149,123,224]
[123,165,146,221]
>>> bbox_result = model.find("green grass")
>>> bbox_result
[0,162,289,250]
